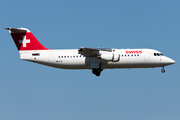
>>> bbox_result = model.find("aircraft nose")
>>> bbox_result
[170,59,175,64]
[165,57,175,65]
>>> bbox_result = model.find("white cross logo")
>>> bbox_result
[19,35,30,47]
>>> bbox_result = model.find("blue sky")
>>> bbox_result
[0,0,179,120]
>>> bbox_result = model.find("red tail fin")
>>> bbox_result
[5,28,49,51]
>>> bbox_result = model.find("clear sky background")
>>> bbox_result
[0,0,179,120]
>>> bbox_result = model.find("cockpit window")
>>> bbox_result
[154,53,164,56]
[160,53,164,56]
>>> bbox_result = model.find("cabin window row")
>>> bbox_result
[59,54,140,58]
[58,55,97,58]
[122,54,140,57]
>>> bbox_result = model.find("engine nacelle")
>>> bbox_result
[99,54,120,62]
[113,54,120,62]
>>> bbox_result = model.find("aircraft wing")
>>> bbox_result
[78,47,112,56]
[78,47,112,52]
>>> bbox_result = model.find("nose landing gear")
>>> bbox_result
[161,66,165,73]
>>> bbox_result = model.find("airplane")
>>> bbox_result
[5,27,175,76]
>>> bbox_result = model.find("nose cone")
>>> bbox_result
[170,59,175,64]
[163,57,175,65]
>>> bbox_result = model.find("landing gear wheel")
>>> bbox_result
[92,69,103,76]
[161,67,165,73]
[161,68,165,73]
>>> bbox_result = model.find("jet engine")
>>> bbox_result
[98,54,120,62]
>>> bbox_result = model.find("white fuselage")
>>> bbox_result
[19,48,175,70]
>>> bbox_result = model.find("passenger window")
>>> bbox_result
[61,56,63,58]
[64,56,66,58]
[154,53,156,56]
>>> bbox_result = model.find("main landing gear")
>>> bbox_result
[92,69,103,76]
[161,66,165,73]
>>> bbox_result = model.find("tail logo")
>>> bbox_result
[19,35,30,47]
[6,27,49,51]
